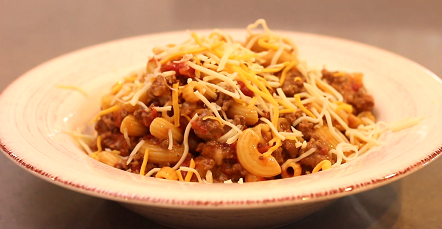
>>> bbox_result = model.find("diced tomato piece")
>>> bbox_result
[237,81,254,97]
[161,62,195,78]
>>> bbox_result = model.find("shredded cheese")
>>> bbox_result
[262,137,282,157]
[56,85,88,96]
[81,19,421,184]
[168,129,174,150]
[153,106,172,112]
[294,94,316,118]
[194,91,242,133]
[130,82,150,105]
[335,101,353,113]
[173,114,199,169]
[259,118,286,140]
[126,140,145,165]
[89,105,119,125]
[123,128,131,146]
[176,170,184,181]
[139,149,149,175]
[145,168,161,177]
[184,159,196,182]
[312,160,332,173]
[205,170,214,183]
[388,117,421,132]
[172,83,180,127]
[179,167,203,183]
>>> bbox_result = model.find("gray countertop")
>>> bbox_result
[1,1,441,228]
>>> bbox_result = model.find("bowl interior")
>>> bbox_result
[1,30,441,208]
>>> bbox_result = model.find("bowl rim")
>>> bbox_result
[1,141,441,209]
[1,29,442,209]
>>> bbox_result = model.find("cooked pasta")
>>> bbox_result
[80,19,420,183]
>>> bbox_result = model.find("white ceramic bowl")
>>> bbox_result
[1,30,442,229]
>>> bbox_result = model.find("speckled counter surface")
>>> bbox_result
[1,1,441,228]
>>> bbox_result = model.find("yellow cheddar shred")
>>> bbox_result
[294,77,303,82]
[172,83,180,127]
[279,60,297,85]
[312,160,332,173]
[333,72,346,77]
[89,105,120,125]
[258,36,279,50]
[202,116,225,126]
[176,170,184,181]
[124,75,138,82]
[261,62,289,73]
[276,99,295,110]
[247,96,259,108]
[139,149,150,176]
[263,137,282,157]
[181,114,192,122]
[110,83,123,95]
[294,94,316,119]
[56,85,88,96]
[96,136,102,152]
[335,101,354,113]
[160,41,224,64]
[160,47,207,65]
[184,159,196,182]
[279,108,297,114]
[191,32,204,47]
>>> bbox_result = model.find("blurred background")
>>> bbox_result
[1,1,441,228]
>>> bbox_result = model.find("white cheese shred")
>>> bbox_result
[173,114,199,169]
[126,140,145,165]
[168,129,173,150]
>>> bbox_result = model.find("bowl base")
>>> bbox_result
[120,200,335,229]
